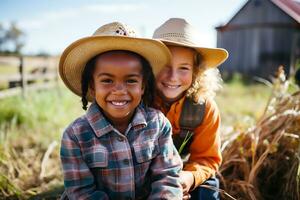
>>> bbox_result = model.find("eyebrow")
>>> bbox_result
[179,63,193,66]
[96,73,142,78]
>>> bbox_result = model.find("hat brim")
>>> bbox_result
[160,40,228,68]
[59,36,171,102]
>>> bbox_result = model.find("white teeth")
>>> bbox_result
[166,85,178,89]
[163,83,179,89]
[111,101,127,106]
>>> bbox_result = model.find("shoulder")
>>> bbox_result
[204,98,220,115]
[142,106,167,122]
[201,98,220,125]
[141,106,172,132]
[62,114,91,140]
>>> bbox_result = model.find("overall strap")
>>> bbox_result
[179,97,206,131]
[173,97,206,162]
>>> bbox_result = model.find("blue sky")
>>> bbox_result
[0,0,247,55]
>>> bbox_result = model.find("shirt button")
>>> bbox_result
[123,159,129,165]
[118,137,124,142]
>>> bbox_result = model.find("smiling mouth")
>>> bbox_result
[109,101,129,106]
[162,83,180,89]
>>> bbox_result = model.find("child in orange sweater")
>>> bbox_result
[153,18,228,200]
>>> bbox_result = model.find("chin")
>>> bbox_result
[164,93,180,100]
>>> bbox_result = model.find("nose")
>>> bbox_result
[112,82,126,94]
[167,67,177,81]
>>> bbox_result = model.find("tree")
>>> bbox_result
[5,22,25,54]
[0,23,6,52]
[0,21,26,55]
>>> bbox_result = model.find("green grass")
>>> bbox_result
[0,85,85,199]
[0,85,84,142]
[216,81,271,130]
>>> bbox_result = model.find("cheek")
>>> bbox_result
[180,71,193,85]
[92,84,107,99]
[134,87,144,97]
[127,84,144,97]
[156,70,168,81]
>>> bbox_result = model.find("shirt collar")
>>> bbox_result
[86,102,147,138]
[130,104,147,131]
[154,94,186,114]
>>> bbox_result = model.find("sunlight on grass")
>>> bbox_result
[216,81,271,134]
[0,85,84,199]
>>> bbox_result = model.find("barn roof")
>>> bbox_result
[220,0,300,28]
[272,0,300,23]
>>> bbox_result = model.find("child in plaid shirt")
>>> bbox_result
[59,22,182,200]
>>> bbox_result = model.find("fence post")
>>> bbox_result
[54,57,62,97]
[19,56,27,98]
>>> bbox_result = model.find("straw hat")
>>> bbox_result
[59,22,171,101]
[153,18,228,68]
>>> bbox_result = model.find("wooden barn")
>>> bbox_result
[216,0,300,80]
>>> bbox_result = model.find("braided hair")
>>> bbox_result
[80,51,156,110]
[81,56,97,110]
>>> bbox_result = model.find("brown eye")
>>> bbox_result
[127,79,138,84]
[101,79,113,83]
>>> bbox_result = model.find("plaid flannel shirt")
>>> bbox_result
[60,102,183,200]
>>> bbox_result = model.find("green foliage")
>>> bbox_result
[0,21,25,55]
[0,97,29,126]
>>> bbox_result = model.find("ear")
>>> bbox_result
[89,80,95,97]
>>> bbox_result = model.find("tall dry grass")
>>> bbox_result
[219,67,300,200]
[0,87,84,199]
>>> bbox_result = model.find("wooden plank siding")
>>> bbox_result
[216,0,300,80]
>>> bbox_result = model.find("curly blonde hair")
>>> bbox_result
[185,50,223,103]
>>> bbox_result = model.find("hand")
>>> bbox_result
[179,170,194,199]
[182,192,191,200]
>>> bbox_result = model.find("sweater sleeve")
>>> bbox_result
[183,99,222,189]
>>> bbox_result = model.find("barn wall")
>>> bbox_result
[217,0,300,80]
[218,27,300,79]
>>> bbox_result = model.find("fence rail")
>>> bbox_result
[0,55,60,99]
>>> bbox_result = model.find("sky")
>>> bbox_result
[0,0,247,55]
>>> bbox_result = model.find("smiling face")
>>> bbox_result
[156,46,194,103]
[90,51,144,127]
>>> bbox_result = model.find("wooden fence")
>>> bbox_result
[0,55,60,99]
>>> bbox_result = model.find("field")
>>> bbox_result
[0,76,298,199]
[0,85,84,199]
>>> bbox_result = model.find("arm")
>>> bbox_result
[60,126,109,200]
[148,113,183,200]
[184,99,222,189]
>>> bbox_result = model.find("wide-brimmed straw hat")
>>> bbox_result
[153,18,228,68]
[59,22,171,101]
